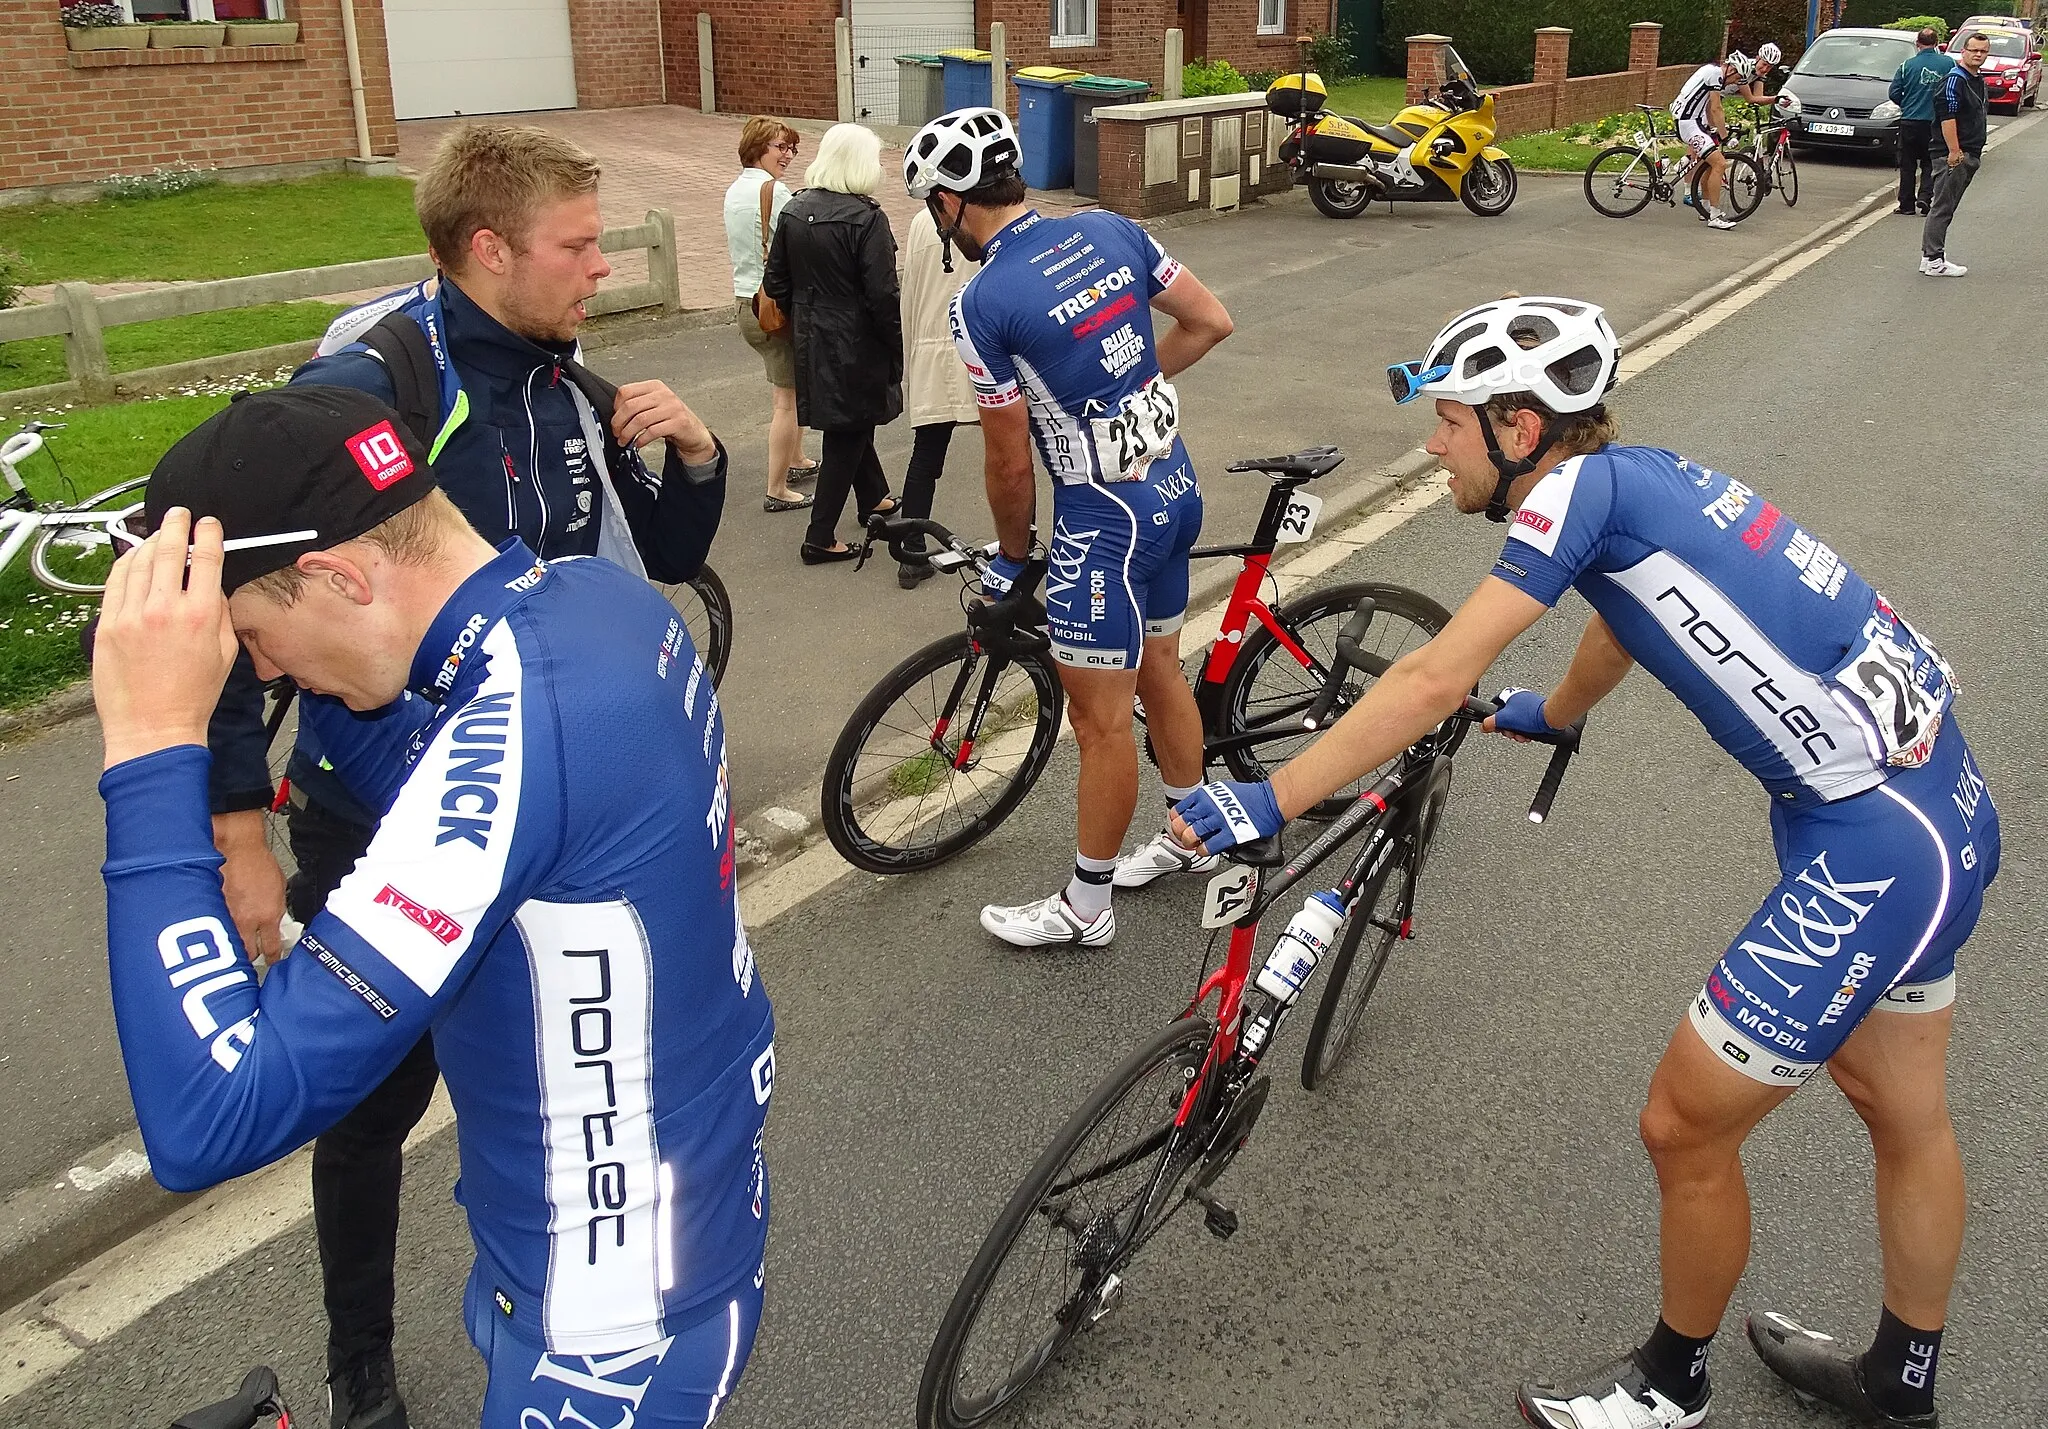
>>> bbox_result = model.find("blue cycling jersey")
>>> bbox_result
[1490,445,1958,806]
[101,542,773,1361]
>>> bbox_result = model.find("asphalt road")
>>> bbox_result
[0,150,1903,1199]
[8,131,2048,1428]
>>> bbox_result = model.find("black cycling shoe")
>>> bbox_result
[1518,1348,1710,1429]
[1746,1307,1939,1428]
[328,1349,410,1429]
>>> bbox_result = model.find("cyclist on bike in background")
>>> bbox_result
[1672,51,1764,230]
[903,108,1236,948]
[1172,296,1998,1429]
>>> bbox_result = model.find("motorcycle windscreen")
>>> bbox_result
[1441,45,1477,87]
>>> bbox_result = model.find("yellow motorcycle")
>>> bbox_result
[1267,44,1517,220]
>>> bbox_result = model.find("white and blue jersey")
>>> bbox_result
[1494,445,1997,1081]
[102,543,773,1417]
[950,209,1203,669]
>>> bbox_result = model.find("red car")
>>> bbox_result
[1948,26,2042,113]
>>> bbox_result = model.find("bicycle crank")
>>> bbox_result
[1190,1074,1270,1194]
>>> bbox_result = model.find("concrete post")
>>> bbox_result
[55,283,112,404]
[696,13,715,115]
[1721,18,1733,60]
[1628,20,1662,71]
[1164,27,1184,98]
[834,17,854,122]
[990,20,1006,114]
[1404,33,1449,106]
[1533,26,1570,88]
[646,209,682,313]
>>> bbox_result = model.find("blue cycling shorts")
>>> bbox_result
[1689,719,1998,1085]
[1042,443,1203,672]
[464,1260,763,1427]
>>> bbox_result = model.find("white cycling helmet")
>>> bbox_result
[1726,50,1757,81]
[1757,40,1782,66]
[1389,296,1619,414]
[904,107,1022,199]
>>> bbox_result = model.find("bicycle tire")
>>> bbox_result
[1775,144,1799,207]
[27,475,148,594]
[1693,152,1765,220]
[1218,581,1451,819]
[918,1017,1216,1429]
[1582,145,1657,217]
[1299,757,1452,1090]
[653,564,733,690]
[821,630,1064,874]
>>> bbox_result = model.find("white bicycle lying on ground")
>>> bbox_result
[0,421,148,594]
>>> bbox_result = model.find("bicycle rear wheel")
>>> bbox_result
[28,476,147,593]
[918,1018,1216,1429]
[1218,580,1452,819]
[1582,146,1657,217]
[652,564,733,690]
[1300,757,1451,1090]
[821,630,1064,874]
[1694,153,1765,220]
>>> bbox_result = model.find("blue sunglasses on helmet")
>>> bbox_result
[1386,361,1452,405]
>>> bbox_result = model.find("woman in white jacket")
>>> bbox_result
[894,205,980,588]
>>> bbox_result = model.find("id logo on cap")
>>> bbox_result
[346,421,415,490]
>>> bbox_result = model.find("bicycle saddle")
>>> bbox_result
[173,1366,286,1429]
[1227,834,1286,868]
[1225,446,1345,481]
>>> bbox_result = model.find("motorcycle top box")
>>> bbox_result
[1264,70,1327,119]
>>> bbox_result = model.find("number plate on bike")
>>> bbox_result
[1201,865,1258,928]
[1274,490,1323,544]
[1088,375,1179,483]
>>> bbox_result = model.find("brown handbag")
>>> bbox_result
[751,178,788,336]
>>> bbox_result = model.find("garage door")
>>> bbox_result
[848,0,974,125]
[385,0,577,121]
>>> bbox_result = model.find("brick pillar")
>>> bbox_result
[1533,26,1571,88]
[1405,33,1449,105]
[1628,21,1661,71]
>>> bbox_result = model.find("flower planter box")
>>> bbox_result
[147,22,227,46]
[65,24,152,49]
[224,20,298,43]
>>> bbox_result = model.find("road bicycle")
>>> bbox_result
[818,447,1455,874]
[1739,111,1800,207]
[1583,104,1765,221]
[0,422,148,593]
[915,618,1582,1429]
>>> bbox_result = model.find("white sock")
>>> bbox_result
[1066,853,1118,921]
[1162,782,1198,812]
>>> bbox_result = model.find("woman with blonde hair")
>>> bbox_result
[762,123,902,563]
[723,114,818,512]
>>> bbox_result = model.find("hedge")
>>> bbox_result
[1840,0,2011,26]
[1377,0,1733,83]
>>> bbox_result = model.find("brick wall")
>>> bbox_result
[1095,96,1290,218]
[1553,68,1641,128]
[1,0,397,193]
[662,0,840,118]
[978,0,1174,113]
[568,0,665,109]
[1201,0,1308,80]
[1485,82,1553,136]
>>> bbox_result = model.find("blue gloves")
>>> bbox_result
[1174,779,1285,853]
[980,550,1029,600]
[1492,686,1560,738]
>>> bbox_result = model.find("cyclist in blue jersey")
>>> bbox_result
[90,388,773,1429]
[1172,297,1996,1429]
[903,108,1236,948]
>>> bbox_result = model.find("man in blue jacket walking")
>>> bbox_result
[1890,27,1954,215]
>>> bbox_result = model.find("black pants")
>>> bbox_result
[899,422,957,560]
[1897,118,1936,210]
[807,425,892,549]
[286,798,440,1373]
[1922,151,1980,260]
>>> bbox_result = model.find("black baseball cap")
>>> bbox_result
[144,385,437,592]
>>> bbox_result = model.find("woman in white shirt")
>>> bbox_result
[724,115,817,512]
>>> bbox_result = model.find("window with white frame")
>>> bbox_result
[112,0,284,17]
[1051,0,1094,47]
[1258,0,1284,36]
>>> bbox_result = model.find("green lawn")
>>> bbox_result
[1321,76,1409,123]
[0,300,346,394]
[1497,129,1605,172]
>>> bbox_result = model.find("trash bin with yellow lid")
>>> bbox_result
[1013,65,1089,190]
[939,48,996,112]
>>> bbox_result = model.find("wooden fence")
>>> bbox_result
[0,208,681,409]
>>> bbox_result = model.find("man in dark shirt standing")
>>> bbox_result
[1889,26,1954,215]
[1923,31,1991,277]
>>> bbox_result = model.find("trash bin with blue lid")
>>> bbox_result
[1066,75,1153,198]
[1013,65,1089,190]
[939,48,995,112]
[896,54,946,128]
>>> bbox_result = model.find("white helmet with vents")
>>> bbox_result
[904,108,1022,198]
[1726,49,1758,81]
[1388,297,1620,414]
[1758,41,1783,66]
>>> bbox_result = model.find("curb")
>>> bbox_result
[0,1129,192,1315]
[0,682,93,745]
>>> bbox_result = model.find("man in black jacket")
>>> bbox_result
[206,125,725,1429]
[1922,31,1991,277]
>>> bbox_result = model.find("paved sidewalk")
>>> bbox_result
[397,105,1086,311]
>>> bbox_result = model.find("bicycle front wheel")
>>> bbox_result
[821,631,1064,874]
[1300,757,1452,1090]
[653,564,733,690]
[1218,580,1452,819]
[29,476,148,593]
[1775,144,1799,207]
[918,1018,1215,1429]
[1583,146,1657,217]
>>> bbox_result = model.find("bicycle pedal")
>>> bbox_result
[1186,1184,1240,1240]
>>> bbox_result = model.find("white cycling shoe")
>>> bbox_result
[980,893,1116,948]
[1112,830,1222,888]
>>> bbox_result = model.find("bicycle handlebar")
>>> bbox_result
[1457,692,1585,824]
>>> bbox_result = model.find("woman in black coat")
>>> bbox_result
[762,123,903,563]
